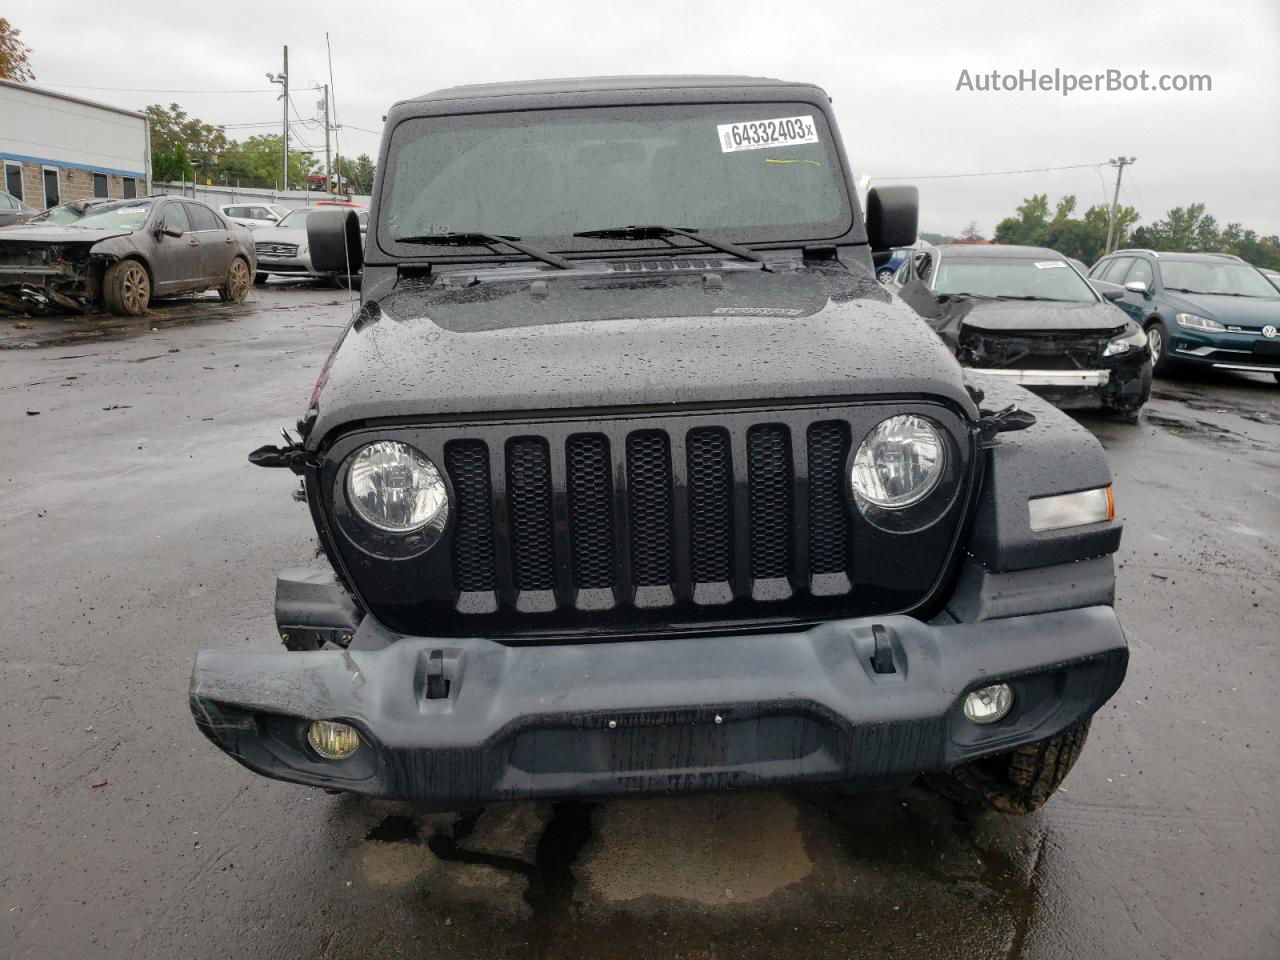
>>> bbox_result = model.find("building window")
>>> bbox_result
[43,167,60,209]
[122,177,137,199]
[93,173,108,198]
[4,161,21,201]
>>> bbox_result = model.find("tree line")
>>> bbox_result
[942,193,1280,270]
[145,103,376,195]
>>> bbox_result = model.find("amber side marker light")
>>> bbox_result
[1028,486,1115,533]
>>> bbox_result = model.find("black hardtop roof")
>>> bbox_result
[933,244,1064,259]
[404,75,812,104]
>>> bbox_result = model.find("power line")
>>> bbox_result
[875,161,1107,180]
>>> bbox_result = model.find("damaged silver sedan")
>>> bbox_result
[0,197,256,316]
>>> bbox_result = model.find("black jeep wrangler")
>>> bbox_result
[191,76,1128,815]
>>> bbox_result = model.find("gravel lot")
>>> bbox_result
[2,284,1277,959]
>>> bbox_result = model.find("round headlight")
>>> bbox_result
[851,415,946,509]
[346,440,448,533]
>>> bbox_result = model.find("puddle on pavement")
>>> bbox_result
[342,787,1050,960]
[1,298,259,349]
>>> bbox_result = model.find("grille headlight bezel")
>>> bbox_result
[850,414,948,509]
[333,439,452,558]
[848,414,961,533]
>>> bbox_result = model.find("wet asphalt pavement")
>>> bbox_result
[1,285,1277,960]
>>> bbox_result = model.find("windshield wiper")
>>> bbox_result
[996,295,1069,302]
[572,225,774,271]
[937,292,1000,301]
[395,232,571,270]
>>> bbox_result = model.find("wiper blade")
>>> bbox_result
[395,232,571,270]
[937,291,1000,301]
[996,295,1067,302]
[572,225,773,271]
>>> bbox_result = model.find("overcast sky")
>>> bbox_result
[9,0,1279,237]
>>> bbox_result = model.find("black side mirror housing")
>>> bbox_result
[308,208,364,275]
[865,185,919,252]
[1090,279,1126,301]
[159,226,183,239]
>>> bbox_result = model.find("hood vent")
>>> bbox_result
[608,258,721,273]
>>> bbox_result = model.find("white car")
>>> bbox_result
[254,205,367,287]
[219,203,293,230]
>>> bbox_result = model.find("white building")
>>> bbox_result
[0,78,151,209]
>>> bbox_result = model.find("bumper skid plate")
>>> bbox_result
[190,606,1127,805]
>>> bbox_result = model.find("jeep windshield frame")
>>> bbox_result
[375,99,857,265]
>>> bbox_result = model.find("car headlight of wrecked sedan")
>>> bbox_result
[346,440,449,534]
[1103,326,1149,356]
[1174,312,1225,332]
[850,415,946,510]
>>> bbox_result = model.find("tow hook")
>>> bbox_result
[248,429,311,475]
[977,404,1037,444]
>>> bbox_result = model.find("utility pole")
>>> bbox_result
[1104,156,1136,255]
[266,46,289,192]
[321,84,331,194]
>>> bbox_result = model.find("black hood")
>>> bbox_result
[307,263,975,445]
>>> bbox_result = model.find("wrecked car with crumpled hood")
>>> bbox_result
[190,75,1129,816]
[0,196,256,316]
[894,244,1152,421]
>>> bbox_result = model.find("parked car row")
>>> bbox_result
[0,195,369,315]
[888,242,1279,422]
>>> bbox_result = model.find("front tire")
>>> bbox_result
[219,257,252,303]
[1145,319,1177,376]
[922,720,1091,815]
[102,260,151,316]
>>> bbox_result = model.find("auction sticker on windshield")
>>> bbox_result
[718,116,819,152]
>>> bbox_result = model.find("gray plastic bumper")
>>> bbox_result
[190,605,1127,805]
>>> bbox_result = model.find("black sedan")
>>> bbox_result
[892,244,1152,421]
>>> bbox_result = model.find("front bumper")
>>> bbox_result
[256,252,325,278]
[190,606,1128,805]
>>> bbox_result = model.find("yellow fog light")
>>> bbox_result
[307,720,361,760]
[963,683,1015,725]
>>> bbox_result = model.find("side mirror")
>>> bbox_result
[159,225,183,239]
[1090,279,1126,301]
[1124,280,1150,295]
[308,208,364,274]
[865,185,919,252]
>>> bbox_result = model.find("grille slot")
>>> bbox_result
[746,425,793,579]
[806,422,851,575]
[505,438,555,591]
[444,441,496,591]
[625,431,675,587]
[566,434,614,589]
[686,428,733,582]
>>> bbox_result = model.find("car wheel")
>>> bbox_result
[922,719,1091,815]
[219,257,252,304]
[1144,319,1177,376]
[877,269,893,285]
[254,272,269,286]
[103,260,151,316]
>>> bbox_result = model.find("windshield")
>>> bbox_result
[380,103,851,255]
[276,208,367,230]
[28,202,101,225]
[933,257,1097,303]
[1160,259,1278,298]
[276,208,316,229]
[64,200,154,232]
